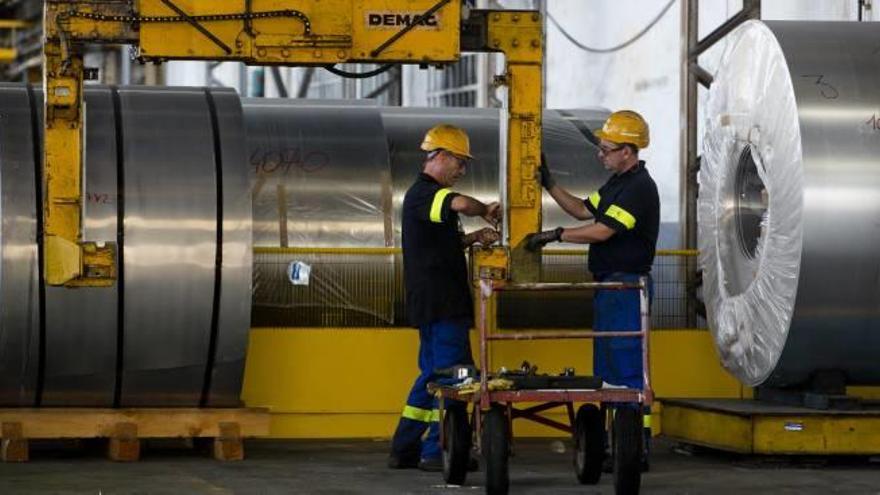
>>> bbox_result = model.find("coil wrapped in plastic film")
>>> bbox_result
[701,20,880,387]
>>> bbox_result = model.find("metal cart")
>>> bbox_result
[435,278,653,495]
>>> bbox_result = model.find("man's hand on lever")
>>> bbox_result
[474,227,500,246]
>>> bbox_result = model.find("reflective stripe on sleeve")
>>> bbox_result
[402,405,440,423]
[430,188,453,223]
[588,191,601,210]
[605,204,636,229]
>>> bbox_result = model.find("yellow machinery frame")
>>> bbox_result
[0,19,30,62]
[42,0,542,289]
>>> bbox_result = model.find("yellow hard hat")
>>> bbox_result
[421,124,473,159]
[594,110,650,149]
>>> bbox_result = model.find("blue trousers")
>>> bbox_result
[593,272,653,389]
[390,317,473,461]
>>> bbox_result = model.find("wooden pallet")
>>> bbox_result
[0,407,270,462]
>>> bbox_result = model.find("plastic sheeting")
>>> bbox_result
[701,20,880,387]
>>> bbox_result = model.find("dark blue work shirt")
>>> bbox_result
[584,161,659,275]
[402,173,473,327]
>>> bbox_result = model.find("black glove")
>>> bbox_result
[525,227,564,252]
[538,153,555,190]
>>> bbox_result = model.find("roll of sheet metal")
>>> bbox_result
[701,21,880,387]
[0,84,251,407]
[0,84,41,406]
[248,101,611,328]
[247,99,396,326]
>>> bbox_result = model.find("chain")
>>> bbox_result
[65,9,312,35]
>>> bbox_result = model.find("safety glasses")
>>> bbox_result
[598,144,625,155]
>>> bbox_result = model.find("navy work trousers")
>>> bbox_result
[593,272,653,389]
[390,317,473,461]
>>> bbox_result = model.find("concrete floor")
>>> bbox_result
[0,437,877,494]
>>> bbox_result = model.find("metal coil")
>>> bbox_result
[701,21,880,387]
[0,84,252,407]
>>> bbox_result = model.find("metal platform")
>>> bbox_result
[661,398,880,455]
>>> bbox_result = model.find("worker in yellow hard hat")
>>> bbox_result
[526,110,659,472]
[388,123,500,472]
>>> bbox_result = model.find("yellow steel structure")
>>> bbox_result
[662,399,880,455]
[485,10,542,284]
[41,0,542,288]
[0,19,31,62]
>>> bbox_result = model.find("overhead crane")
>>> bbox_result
[42,0,543,288]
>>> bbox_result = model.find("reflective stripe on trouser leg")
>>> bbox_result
[390,323,438,460]
[402,405,439,423]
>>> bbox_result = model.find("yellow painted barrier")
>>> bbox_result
[241,327,746,438]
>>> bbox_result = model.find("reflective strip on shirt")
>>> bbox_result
[430,188,453,223]
[588,191,601,210]
[606,204,636,230]
[402,405,440,423]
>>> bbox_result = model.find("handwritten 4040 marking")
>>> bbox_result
[250,147,330,175]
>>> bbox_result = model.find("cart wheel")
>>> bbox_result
[482,405,509,495]
[613,407,643,495]
[573,404,604,484]
[442,404,471,485]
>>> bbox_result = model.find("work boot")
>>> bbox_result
[387,454,419,469]
[418,457,443,472]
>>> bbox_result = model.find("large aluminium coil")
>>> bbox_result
[700,20,880,387]
[0,84,252,407]
[247,101,610,328]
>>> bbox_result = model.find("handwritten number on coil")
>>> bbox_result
[801,74,839,99]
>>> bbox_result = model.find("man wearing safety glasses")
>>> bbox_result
[526,110,659,472]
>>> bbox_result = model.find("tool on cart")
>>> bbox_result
[433,361,606,398]
[493,361,604,390]
[435,365,479,381]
